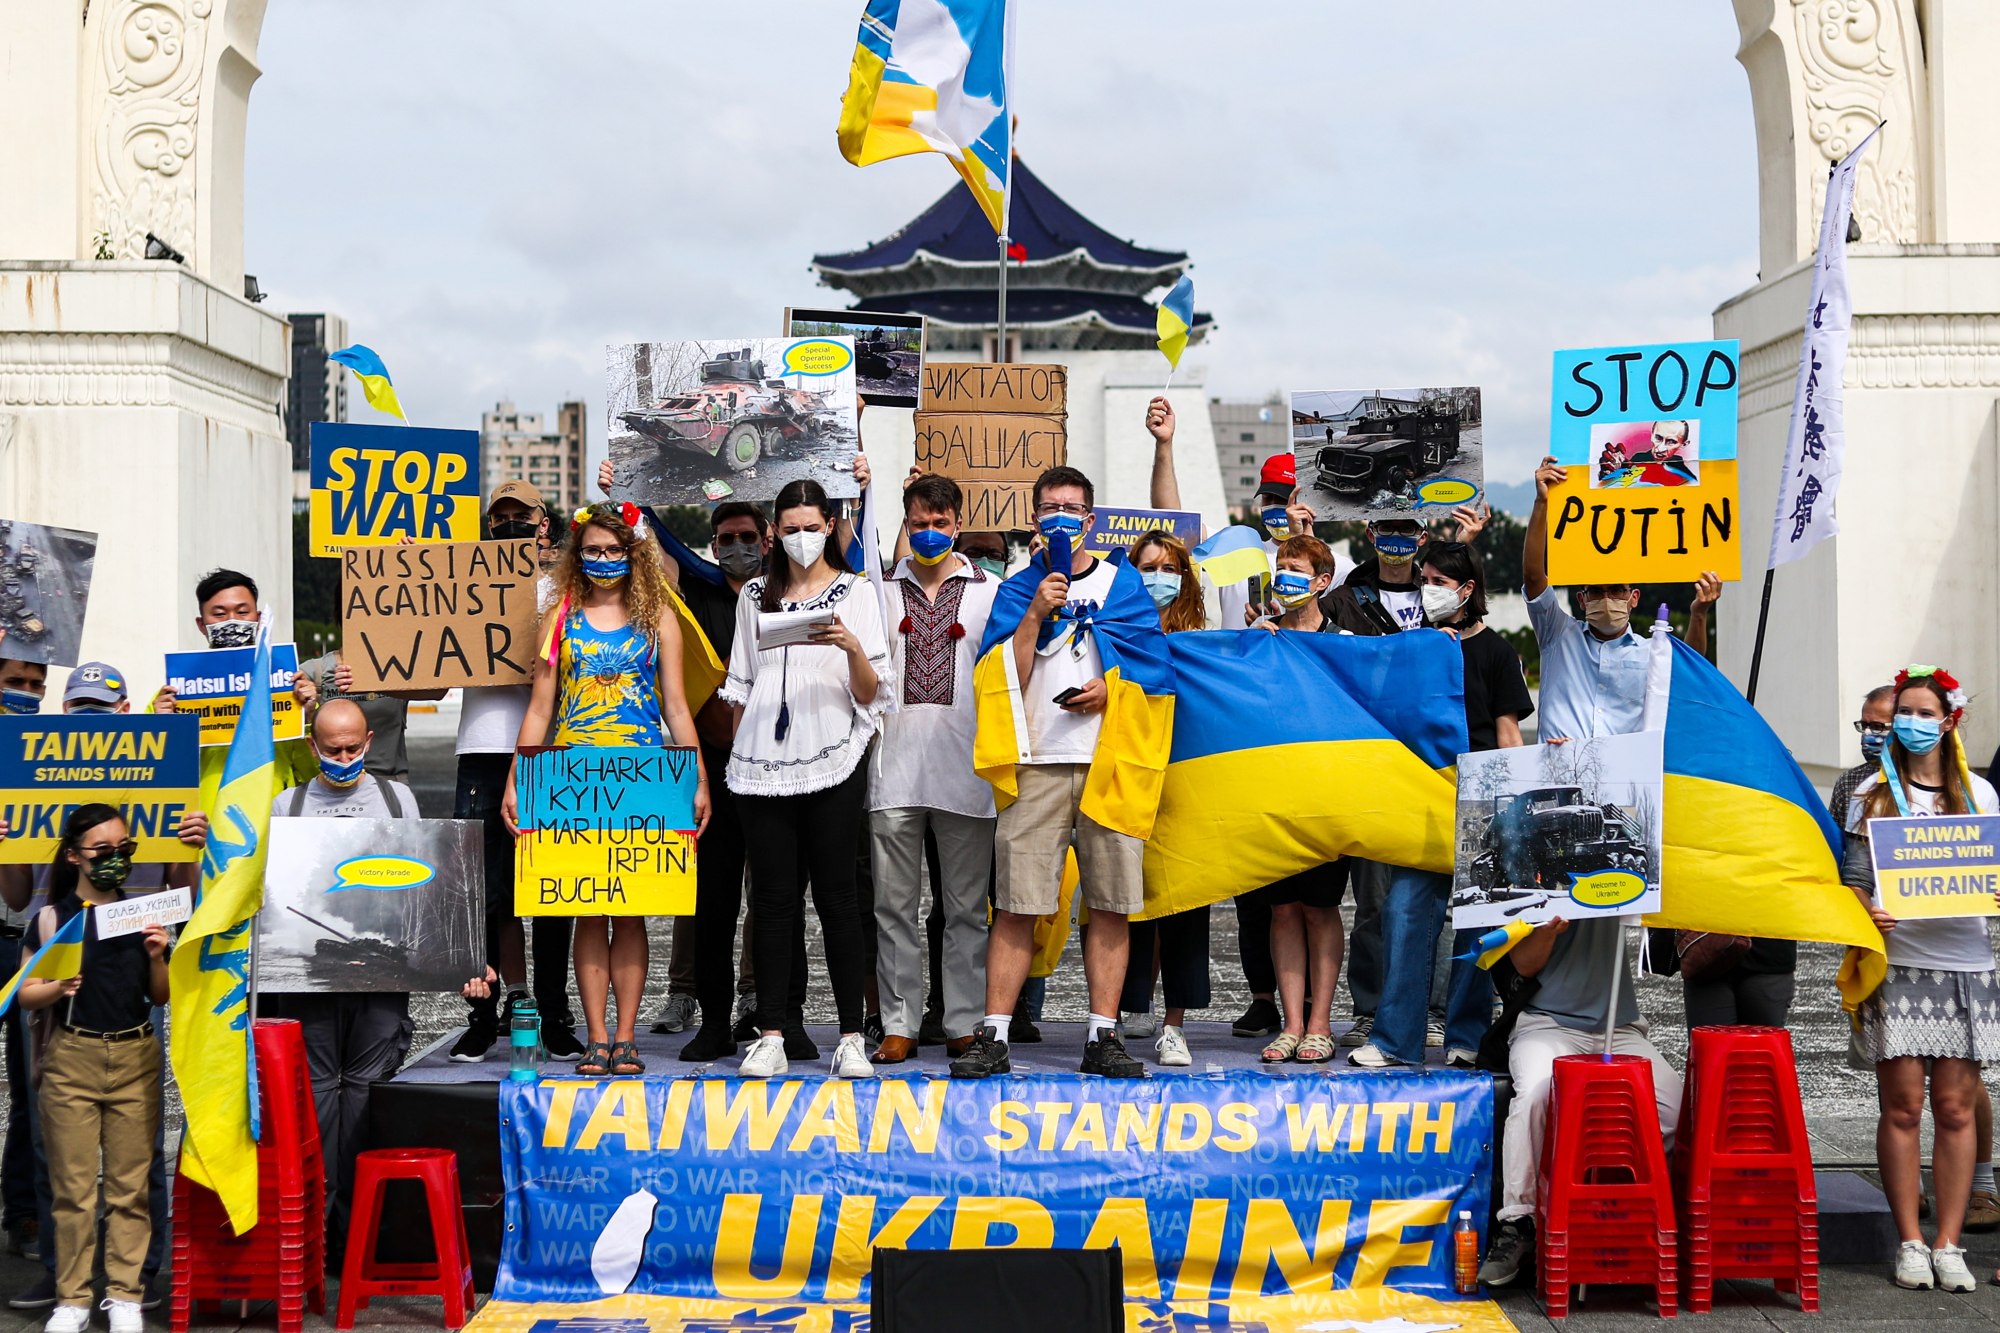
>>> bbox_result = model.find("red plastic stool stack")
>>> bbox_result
[335,1148,474,1330]
[171,1019,326,1333]
[1537,1053,1679,1318]
[1675,1025,1818,1313]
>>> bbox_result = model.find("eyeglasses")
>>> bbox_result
[1579,585,1635,599]
[1853,720,1891,735]
[1034,503,1090,518]
[713,532,761,548]
[580,545,628,560]
[80,841,139,860]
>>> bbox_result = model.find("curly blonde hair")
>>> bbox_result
[552,503,675,644]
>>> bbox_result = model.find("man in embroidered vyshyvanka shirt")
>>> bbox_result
[866,475,1002,1065]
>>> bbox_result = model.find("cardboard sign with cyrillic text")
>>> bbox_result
[513,746,699,916]
[915,362,1067,532]
[1868,814,2000,919]
[341,539,539,690]
[0,716,200,862]
[1546,340,1741,584]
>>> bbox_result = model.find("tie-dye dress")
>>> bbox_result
[551,611,664,747]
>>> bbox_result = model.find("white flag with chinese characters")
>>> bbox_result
[1768,125,1880,569]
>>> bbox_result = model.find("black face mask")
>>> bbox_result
[491,519,539,541]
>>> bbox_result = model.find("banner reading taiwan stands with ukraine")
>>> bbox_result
[496,1071,1492,1305]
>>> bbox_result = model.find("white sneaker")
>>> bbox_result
[1893,1239,1935,1289]
[44,1308,88,1333]
[101,1300,142,1333]
[1425,1019,1446,1048]
[1346,1042,1401,1069]
[1446,1047,1479,1069]
[1155,1025,1192,1067]
[739,1034,787,1078]
[1933,1242,1975,1293]
[831,1034,874,1079]
[1120,1012,1159,1041]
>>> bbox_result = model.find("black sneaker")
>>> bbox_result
[1010,999,1042,1044]
[1231,997,1282,1038]
[542,1019,585,1062]
[783,1026,819,1061]
[918,1002,947,1045]
[1477,1217,1534,1288]
[1080,1032,1146,1078]
[8,1273,55,1310]
[679,1023,735,1062]
[949,1026,1011,1079]
[448,1004,499,1063]
[732,995,760,1043]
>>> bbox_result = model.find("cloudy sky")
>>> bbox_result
[244,4,1760,491]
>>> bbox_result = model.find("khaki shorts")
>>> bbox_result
[994,762,1144,916]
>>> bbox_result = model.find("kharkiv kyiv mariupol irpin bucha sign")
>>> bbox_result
[163,643,303,747]
[0,715,200,863]
[307,420,482,559]
[1545,339,1741,584]
[340,539,540,691]
[513,746,699,916]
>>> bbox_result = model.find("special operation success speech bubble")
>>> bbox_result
[781,339,854,377]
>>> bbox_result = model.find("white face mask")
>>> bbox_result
[781,530,827,569]
[1421,583,1466,625]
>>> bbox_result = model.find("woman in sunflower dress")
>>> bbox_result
[505,503,709,1076]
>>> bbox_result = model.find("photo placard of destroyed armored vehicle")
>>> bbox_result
[0,518,96,668]
[785,307,925,410]
[605,338,860,508]
[1451,730,1664,931]
[1289,386,1483,523]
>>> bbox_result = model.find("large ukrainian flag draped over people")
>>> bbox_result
[170,622,283,1234]
[1142,629,1466,919]
[836,0,1014,233]
[973,548,1175,838]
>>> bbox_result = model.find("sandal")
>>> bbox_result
[610,1040,644,1076]
[1261,1032,1301,1064]
[577,1042,612,1077]
[1296,1034,1335,1064]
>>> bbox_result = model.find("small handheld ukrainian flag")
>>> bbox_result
[1191,525,1270,590]
[1156,274,1195,382]
[1458,920,1535,971]
[328,345,408,423]
[0,909,87,1017]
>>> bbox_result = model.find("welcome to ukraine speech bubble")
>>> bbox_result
[329,854,435,893]
[781,339,854,376]
[1567,868,1647,910]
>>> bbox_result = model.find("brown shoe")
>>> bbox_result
[1967,1188,2000,1233]
[872,1035,915,1064]
[945,1034,976,1058]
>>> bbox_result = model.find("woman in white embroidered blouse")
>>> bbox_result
[720,479,892,1080]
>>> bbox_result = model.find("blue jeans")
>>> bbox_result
[1374,867,1494,1064]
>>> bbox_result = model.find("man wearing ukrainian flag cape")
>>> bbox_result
[951,466,1174,1081]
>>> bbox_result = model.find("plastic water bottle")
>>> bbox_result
[1453,1209,1480,1294]
[508,996,542,1082]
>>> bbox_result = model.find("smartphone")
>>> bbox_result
[1051,686,1084,708]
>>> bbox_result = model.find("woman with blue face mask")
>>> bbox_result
[1841,665,2000,1292]
[1129,531,1208,634]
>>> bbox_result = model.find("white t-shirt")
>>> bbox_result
[1849,771,2000,971]
[1378,584,1425,631]
[1020,557,1119,765]
[870,558,1001,818]
[455,573,559,755]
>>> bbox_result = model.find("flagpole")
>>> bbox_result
[996,232,1010,363]
[1602,917,1626,1061]
[1744,569,1777,704]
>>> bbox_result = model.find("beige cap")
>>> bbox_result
[488,479,546,513]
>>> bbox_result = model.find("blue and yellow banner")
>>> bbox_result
[1869,814,2000,920]
[308,420,482,559]
[1084,507,1202,562]
[0,715,200,862]
[1142,629,1465,920]
[164,643,302,747]
[514,747,700,917]
[495,1070,1492,1304]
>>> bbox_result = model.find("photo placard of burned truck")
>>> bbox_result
[1288,386,1484,523]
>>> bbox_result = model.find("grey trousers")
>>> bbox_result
[871,807,994,1040]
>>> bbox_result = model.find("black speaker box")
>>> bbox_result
[870,1247,1123,1333]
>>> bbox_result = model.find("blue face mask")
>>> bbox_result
[0,688,42,716]
[1038,512,1082,568]
[909,528,954,566]
[1860,729,1888,762]
[1372,531,1420,563]
[1893,715,1944,756]
[1272,570,1315,607]
[581,557,630,587]
[317,751,367,789]
[1141,570,1182,609]
[1260,505,1293,540]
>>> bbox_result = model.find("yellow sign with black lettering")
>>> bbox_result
[307,421,482,559]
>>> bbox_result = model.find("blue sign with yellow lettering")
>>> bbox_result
[496,1071,1492,1304]
[0,715,200,863]
[308,421,482,558]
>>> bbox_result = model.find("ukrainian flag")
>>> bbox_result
[1142,629,1465,919]
[973,552,1175,838]
[328,345,407,423]
[837,0,1014,233]
[170,624,283,1234]
[1157,274,1196,370]
[1648,633,1884,1008]
[1460,920,1534,970]
[0,908,87,1017]
[1191,525,1270,590]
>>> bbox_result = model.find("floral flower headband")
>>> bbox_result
[573,501,642,532]
[1896,664,1968,719]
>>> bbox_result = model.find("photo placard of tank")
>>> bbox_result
[605,338,859,507]
[1288,387,1482,523]
[783,308,924,410]
[1451,730,1663,932]
[0,519,96,668]
[257,817,484,993]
